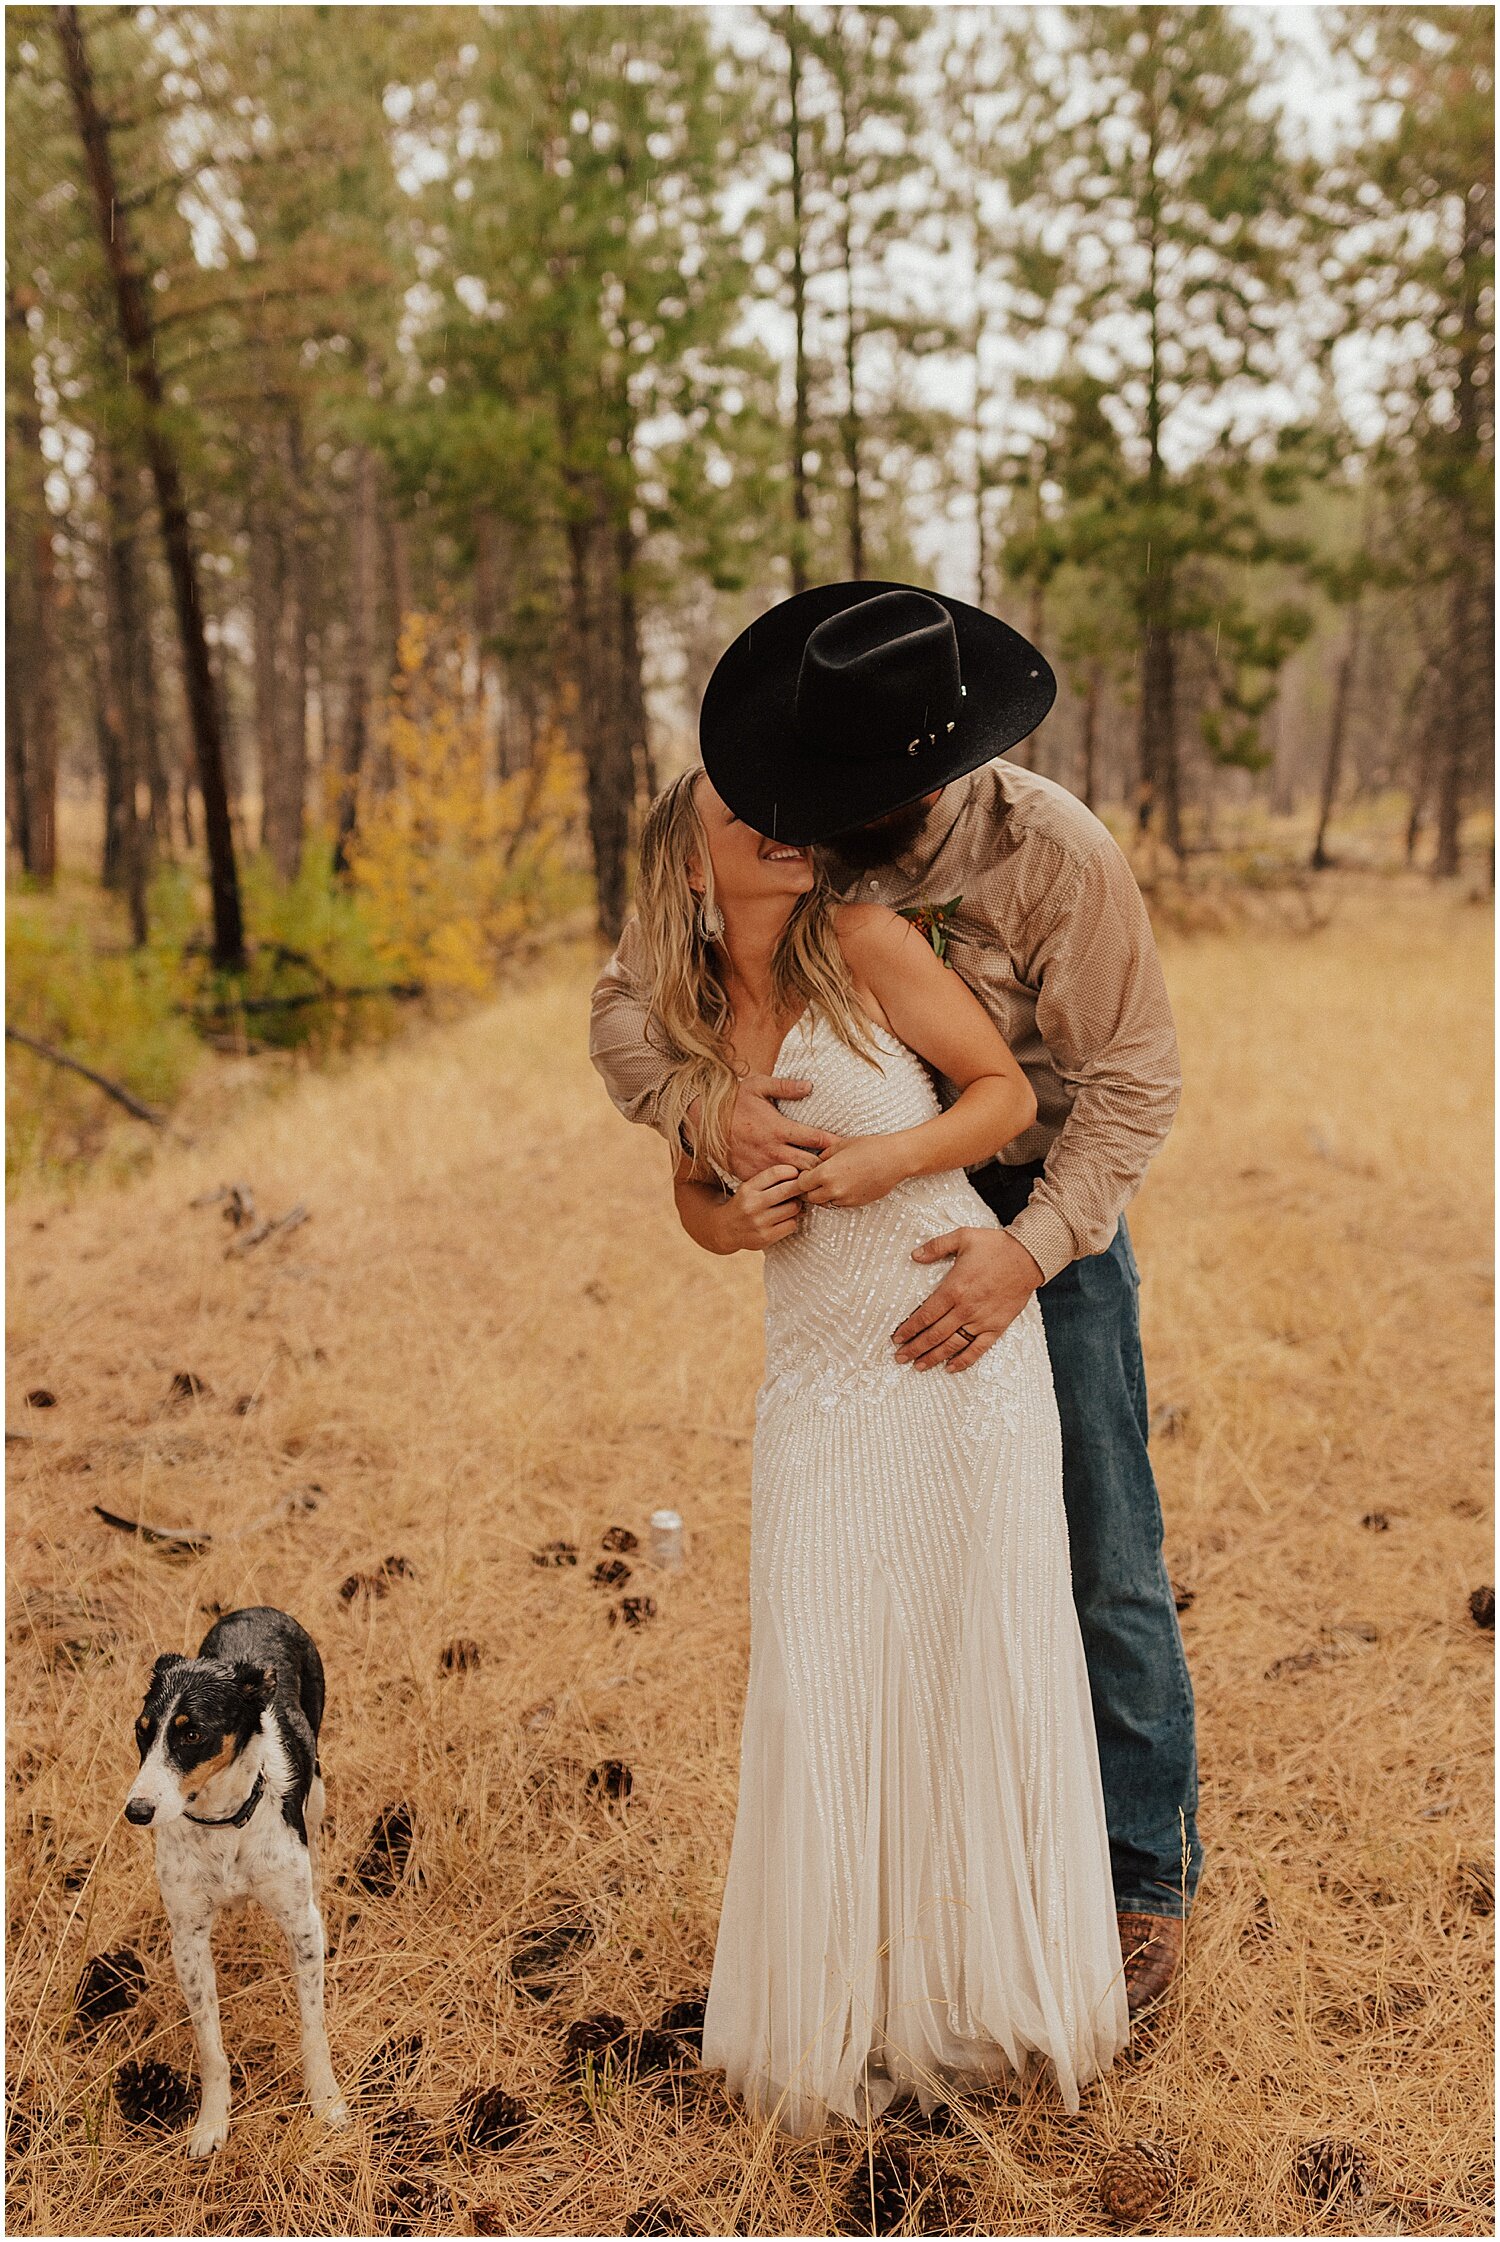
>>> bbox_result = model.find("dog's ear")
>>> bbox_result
[150,1652,187,1683]
[231,1662,275,1711]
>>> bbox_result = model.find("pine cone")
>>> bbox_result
[1361,1511,1391,1531]
[924,2170,978,2233]
[656,1993,707,2053]
[452,2084,532,2152]
[841,2141,924,2236]
[1098,2139,1177,2226]
[440,1638,482,1674]
[586,1759,633,1804]
[510,1920,593,2002]
[377,2173,447,2236]
[340,1571,389,1603]
[623,2027,684,2078]
[113,2058,194,2132]
[72,1946,145,2036]
[471,2204,508,2237]
[382,1554,415,1581]
[611,1595,657,1630]
[1295,2137,1369,2204]
[362,2032,424,2095]
[352,1802,414,1894]
[562,2011,630,2078]
[593,1558,631,1590]
[372,2104,442,2164]
[1469,1584,1496,1630]
[624,2202,695,2235]
[602,1526,640,1553]
[532,1540,579,1568]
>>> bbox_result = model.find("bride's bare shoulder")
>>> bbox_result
[832,900,916,953]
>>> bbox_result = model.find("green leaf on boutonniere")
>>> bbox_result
[898,896,963,963]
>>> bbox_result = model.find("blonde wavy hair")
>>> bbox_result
[634,769,879,1178]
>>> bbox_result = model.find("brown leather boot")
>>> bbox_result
[1117,1912,1184,2019]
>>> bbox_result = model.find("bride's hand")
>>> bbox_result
[717,1165,806,1252]
[795,1135,905,1210]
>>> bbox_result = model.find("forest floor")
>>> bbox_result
[5,869,1493,2240]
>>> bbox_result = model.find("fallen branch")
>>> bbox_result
[5,1026,167,1127]
[92,1507,209,1555]
[224,1202,310,1258]
[92,1485,323,1555]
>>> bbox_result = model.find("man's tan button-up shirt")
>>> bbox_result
[588,760,1181,1285]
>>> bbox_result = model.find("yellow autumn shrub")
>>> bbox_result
[347,613,585,995]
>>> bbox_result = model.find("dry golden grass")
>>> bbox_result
[6,872,1493,2239]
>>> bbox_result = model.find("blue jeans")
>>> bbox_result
[972,1160,1202,1918]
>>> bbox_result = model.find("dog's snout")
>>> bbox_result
[124,1797,156,1827]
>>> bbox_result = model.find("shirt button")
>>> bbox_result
[868,878,879,892]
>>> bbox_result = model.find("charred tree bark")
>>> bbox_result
[55,1,244,967]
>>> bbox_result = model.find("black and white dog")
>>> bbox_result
[125,1606,347,2156]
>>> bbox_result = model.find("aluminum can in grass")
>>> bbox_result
[648,1509,684,1571]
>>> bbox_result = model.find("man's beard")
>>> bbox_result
[821,797,934,873]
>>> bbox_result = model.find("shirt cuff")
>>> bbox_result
[1005,1200,1075,1288]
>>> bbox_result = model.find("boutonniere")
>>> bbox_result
[898,895,963,963]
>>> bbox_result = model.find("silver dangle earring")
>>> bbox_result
[697,897,726,943]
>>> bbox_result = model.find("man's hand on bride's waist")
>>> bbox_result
[891,1227,1045,1373]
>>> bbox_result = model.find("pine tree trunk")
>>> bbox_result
[835,143,864,579]
[250,482,286,855]
[268,413,309,879]
[787,19,811,596]
[1432,568,1478,879]
[129,528,173,848]
[333,445,377,873]
[616,522,657,805]
[7,289,59,883]
[101,448,151,941]
[55,1,244,968]
[1310,601,1362,871]
[567,508,634,942]
[5,570,32,868]
[1136,599,1183,855]
[1078,660,1102,810]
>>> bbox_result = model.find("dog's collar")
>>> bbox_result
[184,1770,266,1829]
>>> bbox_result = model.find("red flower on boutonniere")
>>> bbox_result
[898,895,963,963]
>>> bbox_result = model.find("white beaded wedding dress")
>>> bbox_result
[699,1007,1128,2137]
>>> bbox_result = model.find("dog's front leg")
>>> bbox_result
[263,1875,347,2127]
[166,1903,232,2156]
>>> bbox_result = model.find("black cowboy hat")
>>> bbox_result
[698,580,1056,846]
